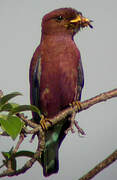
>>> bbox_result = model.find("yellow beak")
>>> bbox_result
[70,15,90,23]
[70,15,93,28]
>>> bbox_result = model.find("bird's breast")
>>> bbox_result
[39,38,80,117]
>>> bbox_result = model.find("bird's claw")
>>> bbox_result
[69,101,82,112]
[65,119,85,136]
[74,121,86,136]
[65,109,85,136]
[65,121,75,134]
[40,115,48,129]
[40,115,52,130]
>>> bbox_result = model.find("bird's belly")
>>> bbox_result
[39,69,77,118]
[60,70,78,108]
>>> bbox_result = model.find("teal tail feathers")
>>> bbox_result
[41,131,59,176]
[41,119,70,177]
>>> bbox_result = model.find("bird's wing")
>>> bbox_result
[29,55,41,121]
[77,58,84,100]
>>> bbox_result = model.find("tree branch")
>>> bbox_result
[0,88,117,178]
[41,88,117,129]
[79,150,117,180]
[18,88,117,131]
[0,157,36,177]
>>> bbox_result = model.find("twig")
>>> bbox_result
[79,150,117,180]
[17,113,38,128]
[0,157,36,177]
[17,114,45,155]
[0,131,9,136]
[13,133,25,153]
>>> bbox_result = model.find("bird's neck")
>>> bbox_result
[40,33,74,45]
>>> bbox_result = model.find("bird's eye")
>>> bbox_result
[56,16,63,22]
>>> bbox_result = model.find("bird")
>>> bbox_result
[29,7,92,177]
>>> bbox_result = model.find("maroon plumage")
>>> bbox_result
[29,8,92,176]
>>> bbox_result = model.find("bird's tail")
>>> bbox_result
[41,129,59,176]
[41,119,70,177]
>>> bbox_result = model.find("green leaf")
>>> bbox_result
[14,151,41,164]
[15,150,35,158]
[2,148,17,170]
[9,105,41,117]
[2,147,14,159]
[0,114,7,125]
[0,103,19,112]
[0,92,22,106]
[0,115,23,140]
[2,149,13,160]
[0,103,13,112]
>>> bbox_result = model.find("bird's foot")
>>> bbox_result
[40,115,52,130]
[74,120,86,136]
[65,102,85,135]
[69,101,82,112]
[65,115,85,136]
[65,112,76,134]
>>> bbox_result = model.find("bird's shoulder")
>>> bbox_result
[29,45,41,79]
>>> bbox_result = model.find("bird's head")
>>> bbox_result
[41,8,93,36]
